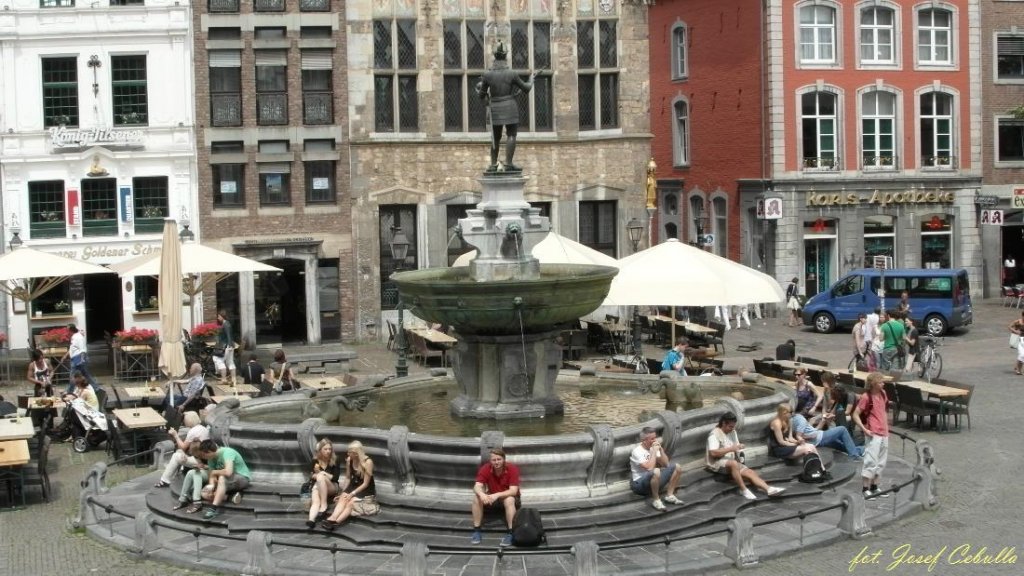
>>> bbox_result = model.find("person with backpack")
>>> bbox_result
[629,426,684,511]
[470,448,520,546]
[852,372,891,499]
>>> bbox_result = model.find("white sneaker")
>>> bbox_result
[742,489,757,500]
[651,499,667,511]
[766,486,785,497]
[663,495,683,505]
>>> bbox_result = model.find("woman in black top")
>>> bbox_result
[306,438,341,528]
[27,349,53,397]
[320,440,379,530]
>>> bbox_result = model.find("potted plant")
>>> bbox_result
[114,327,160,345]
[39,327,72,349]
[54,300,71,313]
[191,322,221,341]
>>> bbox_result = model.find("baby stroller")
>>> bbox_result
[50,398,109,453]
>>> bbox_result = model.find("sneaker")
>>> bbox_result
[876,489,891,498]
[470,529,482,545]
[766,487,786,497]
[863,489,877,500]
[663,495,683,505]
[203,507,220,520]
[651,499,667,511]
[172,501,188,511]
[186,502,203,514]
[231,492,243,505]
[500,533,513,547]
[741,489,757,500]
[305,520,316,529]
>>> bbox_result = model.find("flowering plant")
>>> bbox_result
[114,327,159,344]
[40,327,72,346]
[192,322,221,340]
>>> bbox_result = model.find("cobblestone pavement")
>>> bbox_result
[1,300,1019,576]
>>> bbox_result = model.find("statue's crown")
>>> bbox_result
[494,41,508,60]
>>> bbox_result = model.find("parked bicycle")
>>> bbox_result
[916,335,943,382]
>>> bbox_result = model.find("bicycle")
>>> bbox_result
[916,336,943,382]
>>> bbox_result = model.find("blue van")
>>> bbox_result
[801,268,972,336]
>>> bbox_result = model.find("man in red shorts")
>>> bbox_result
[470,448,520,546]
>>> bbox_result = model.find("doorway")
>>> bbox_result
[254,258,307,344]
[1001,216,1024,285]
[84,274,123,343]
[803,238,835,298]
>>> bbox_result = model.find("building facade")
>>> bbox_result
[347,0,653,340]
[193,0,352,348]
[0,0,195,348]
[979,0,1024,296]
[765,0,983,299]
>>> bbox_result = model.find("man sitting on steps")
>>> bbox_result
[629,426,684,511]
[470,449,520,547]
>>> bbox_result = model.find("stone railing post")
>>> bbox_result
[71,462,108,528]
[241,530,275,575]
[297,418,325,463]
[401,541,428,576]
[153,439,174,469]
[586,424,613,494]
[572,540,600,576]
[838,493,872,538]
[724,517,758,568]
[130,510,160,556]
[388,425,416,495]
[480,431,504,462]
[910,465,938,510]
[654,410,683,455]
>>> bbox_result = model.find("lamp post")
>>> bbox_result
[389,226,411,378]
[8,228,23,250]
[626,217,644,254]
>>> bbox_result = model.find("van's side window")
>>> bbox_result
[833,275,862,297]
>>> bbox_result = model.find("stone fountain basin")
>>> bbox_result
[390,263,618,335]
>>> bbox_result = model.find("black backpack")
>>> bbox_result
[798,453,828,483]
[511,507,546,547]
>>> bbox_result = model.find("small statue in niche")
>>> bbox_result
[87,154,109,177]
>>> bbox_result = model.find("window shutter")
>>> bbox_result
[209,50,241,67]
[254,50,288,67]
[301,49,333,70]
[999,36,1024,56]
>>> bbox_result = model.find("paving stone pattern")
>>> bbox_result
[1,300,1020,575]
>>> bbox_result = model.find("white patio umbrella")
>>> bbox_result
[157,220,186,380]
[452,231,620,267]
[604,239,785,344]
[0,246,114,348]
[109,242,282,329]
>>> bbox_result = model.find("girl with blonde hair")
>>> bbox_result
[320,441,379,530]
[768,403,818,461]
[305,438,341,528]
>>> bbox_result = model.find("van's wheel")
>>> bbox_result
[73,436,89,453]
[924,314,947,336]
[813,312,836,333]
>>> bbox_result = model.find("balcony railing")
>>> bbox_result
[299,0,330,11]
[303,92,333,125]
[257,93,288,125]
[802,156,840,172]
[862,155,899,171]
[254,0,284,11]
[209,0,239,13]
[211,94,242,127]
[920,155,958,170]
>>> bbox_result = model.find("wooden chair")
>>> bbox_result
[882,381,900,423]
[941,381,974,430]
[894,384,940,429]
[21,435,52,502]
[410,332,445,367]
[705,321,726,353]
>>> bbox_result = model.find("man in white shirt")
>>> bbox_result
[629,426,683,511]
[62,324,98,393]
[706,412,784,500]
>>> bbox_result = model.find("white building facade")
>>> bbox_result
[0,0,196,349]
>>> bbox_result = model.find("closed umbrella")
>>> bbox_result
[157,220,186,380]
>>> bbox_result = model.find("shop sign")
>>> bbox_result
[758,196,783,220]
[981,210,1004,225]
[1013,188,1024,209]
[806,189,955,207]
[974,195,1000,206]
[49,126,146,150]
[45,242,160,262]
[120,186,133,223]
[242,237,317,245]
[67,188,80,225]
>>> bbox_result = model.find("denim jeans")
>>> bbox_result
[818,426,862,457]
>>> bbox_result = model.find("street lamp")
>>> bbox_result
[179,222,195,243]
[9,228,23,250]
[389,226,411,378]
[626,217,644,253]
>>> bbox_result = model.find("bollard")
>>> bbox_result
[130,510,160,556]
[401,541,429,576]
[241,530,275,575]
[838,493,872,538]
[152,439,174,469]
[571,541,600,576]
[724,518,758,568]
[910,465,939,510]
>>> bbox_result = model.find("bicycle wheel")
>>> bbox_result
[922,352,942,382]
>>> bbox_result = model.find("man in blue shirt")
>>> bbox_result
[791,412,862,458]
[661,337,689,376]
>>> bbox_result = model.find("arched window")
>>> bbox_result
[920,91,954,168]
[712,196,727,257]
[673,100,690,166]
[801,91,838,170]
[671,23,688,79]
[917,8,952,65]
[859,5,895,64]
[862,90,896,169]
[799,4,837,64]
[689,195,705,244]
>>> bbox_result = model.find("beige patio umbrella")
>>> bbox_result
[0,246,114,348]
[452,231,620,267]
[108,242,282,329]
[157,220,186,379]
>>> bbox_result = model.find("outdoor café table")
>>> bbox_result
[0,417,35,441]
[409,328,457,346]
[0,439,30,507]
[214,383,258,395]
[299,377,346,391]
[122,385,168,404]
[769,359,829,372]
[26,397,65,432]
[850,370,895,386]
[899,379,969,433]
[679,321,716,335]
[209,395,251,404]
[113,407,167,465]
